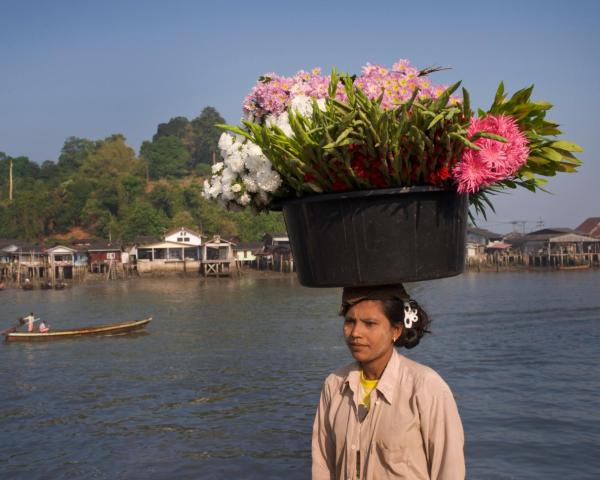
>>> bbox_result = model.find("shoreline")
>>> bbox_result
[2,265,599,292]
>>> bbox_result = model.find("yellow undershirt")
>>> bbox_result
[359,370,379,411]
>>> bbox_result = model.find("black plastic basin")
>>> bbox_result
[281,187,468,287]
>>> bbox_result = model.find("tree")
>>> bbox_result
[170,210,196,229]
[147,182,182,218]
[153,116,194,147]
[39,160,60,183]
[140,136,191,179]
[57,137,97,174]
[190,106,226,165]
[79,135,139,179]
[121,201,166,240]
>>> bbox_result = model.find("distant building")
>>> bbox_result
[575,217,600,239]
[262,233,290,248]
[233,241,263,266]
[258,232,294,272]
[132,227,204,274]
[164,226,204,246]
[87,241,124,274]
[465,227,503,258]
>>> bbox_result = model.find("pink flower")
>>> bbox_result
[454,115,530,193]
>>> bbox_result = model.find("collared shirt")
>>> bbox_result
[312,349,465,480]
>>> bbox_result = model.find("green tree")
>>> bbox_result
[190,106,225,165]
[121,201,165,240]
[57,137,97,174]
[170,210,196,229]
[80,135,139,179]
[140,136,191,179]
[147,182,182,218]
[153,116,194,144]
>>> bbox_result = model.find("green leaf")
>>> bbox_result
[427,112,445,130]
[470,132,508,143]
[550,140,584,152]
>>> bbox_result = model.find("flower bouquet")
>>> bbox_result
[203,60,582,286]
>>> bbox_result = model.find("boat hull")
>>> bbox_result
[4,317,152,342]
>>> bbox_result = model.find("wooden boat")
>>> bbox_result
[22,283,34,290]
[559,264,590,271]
[40,281,53,290]
[4,317,152,342]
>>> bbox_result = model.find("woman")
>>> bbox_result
[312,285,465,479]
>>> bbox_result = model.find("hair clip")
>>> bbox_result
[403,301,419,329]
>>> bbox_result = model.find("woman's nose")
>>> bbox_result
[349,323,362,338]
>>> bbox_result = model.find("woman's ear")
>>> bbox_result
[392,325,402,343]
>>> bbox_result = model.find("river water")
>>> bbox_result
[1,271,599,479]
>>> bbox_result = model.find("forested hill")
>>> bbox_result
[0,107,285,242]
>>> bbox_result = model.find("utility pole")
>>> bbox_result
[9,158,13,202]
[536,217,545,229]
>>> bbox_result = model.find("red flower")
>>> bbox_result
[369,171,388,188]
[332,178,350,191]
[436,166,450,181]
[304,172,317,183]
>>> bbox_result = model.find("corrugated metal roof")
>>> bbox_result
[575,217,600,238]
[549,233,600,243]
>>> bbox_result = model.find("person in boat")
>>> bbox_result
[21,312,36,332]
[312,284,465,479]
[38,320,49,333]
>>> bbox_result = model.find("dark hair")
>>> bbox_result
[380,299,431,349]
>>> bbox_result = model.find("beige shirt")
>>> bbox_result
[312,349,465,480]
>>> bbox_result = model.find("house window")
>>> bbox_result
[138,249,152,260]
[184,247,199,260]
[154,248,167,260]
[168,249,182,260]
[107,252,116,260]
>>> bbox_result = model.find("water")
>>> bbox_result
[1,271,599,479]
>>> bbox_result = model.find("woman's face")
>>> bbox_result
[343,300,401,365]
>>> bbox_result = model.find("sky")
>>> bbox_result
[1,0,598,233]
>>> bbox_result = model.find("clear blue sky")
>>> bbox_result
[1,0,598,232]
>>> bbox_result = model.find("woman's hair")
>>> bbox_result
[380,298,431,349]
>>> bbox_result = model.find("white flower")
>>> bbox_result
[221,184,234,201]
[211,162,224,174]
[256,168,282,193]
[266,112,292,136]
[231,183,242,193]
[246,142,263,157]
[218,133,234,152]
[245,153,269,173]
[207,178,222,198]
[238,193,251,206]
[239,143,251,159]
[290,95,313,117]
[202,179,212,198]
[220,167,236,185]
[316,98,327,111]
[242,175,259,193]
[225,152,244,173]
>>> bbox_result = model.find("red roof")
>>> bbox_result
[575,217,600,238]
